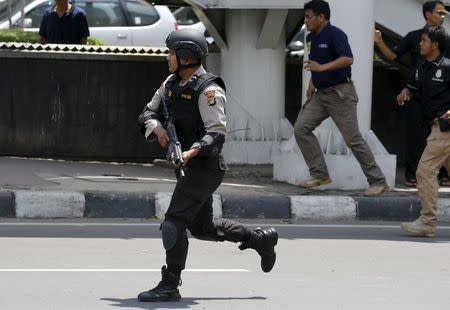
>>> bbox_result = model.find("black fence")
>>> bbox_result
[0,52,168,161]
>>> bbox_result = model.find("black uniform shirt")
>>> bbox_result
[394,27,450,71]
[407,54,450,120]
[393,28,423,70]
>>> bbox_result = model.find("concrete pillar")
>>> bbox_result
[221,10,286,141]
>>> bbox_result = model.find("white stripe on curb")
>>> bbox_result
[290,196,356,221]
[438,199,450,222]
[14,191,85,218]
[154,192,223,220]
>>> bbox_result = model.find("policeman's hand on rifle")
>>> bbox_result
[396,88,411,106]
[169,147,199,166]
[181,148,200,164]
[153,127,170,148]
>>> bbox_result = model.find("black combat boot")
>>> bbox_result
[138,266,181,302]
[239,227,278,272]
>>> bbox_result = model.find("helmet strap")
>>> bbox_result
[175,54,200,75]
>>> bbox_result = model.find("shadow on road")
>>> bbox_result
[101,296,266,309]
[1,223,450,244]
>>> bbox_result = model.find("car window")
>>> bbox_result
[173,7,199,26]
[0,0,35,23]
[123,0,159,26]
[25,2,52,28]
[76,0,127,27]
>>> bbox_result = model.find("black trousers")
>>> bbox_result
[404,100,449,181]
[163,158,250,272]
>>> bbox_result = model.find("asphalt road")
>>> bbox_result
[1,220,450,310]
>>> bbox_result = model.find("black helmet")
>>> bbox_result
[166,28,208,59]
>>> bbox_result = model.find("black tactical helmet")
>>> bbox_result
[166,28,208,59]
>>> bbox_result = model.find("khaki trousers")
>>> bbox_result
[294,82,386,185]
[417,123,450,226]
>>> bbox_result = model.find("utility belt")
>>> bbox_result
[186,154,228,171]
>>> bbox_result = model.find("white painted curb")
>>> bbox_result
[290,196,357,221]
[154,192,223,220]
[14,191,85,218]
[437,199,450,222]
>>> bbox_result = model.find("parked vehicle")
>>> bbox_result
[172,6,212,43]
[0,0,177,47]
[287,24,305,57]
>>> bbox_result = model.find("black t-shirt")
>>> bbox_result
[394,27,450,71]
[393,28,423,70]
[407,55,450,120]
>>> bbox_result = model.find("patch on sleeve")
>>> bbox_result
[204,90,216,106]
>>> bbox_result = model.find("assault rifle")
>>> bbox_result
[161,101,185,177]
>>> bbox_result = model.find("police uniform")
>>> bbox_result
[136,28,278,303]
[405,54,450,227]
[391,27,450,184]
[142,65,249,268]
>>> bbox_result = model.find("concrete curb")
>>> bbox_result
[222,194,291,219]
[14,191,85,218]
[290,196,356,221]
[0,191,14,217]
[85,192,155,218]
[2,190,450,223]
[355,197,422,221]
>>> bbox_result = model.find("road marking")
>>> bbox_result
[44,175,265,188]
[222,182,265,189]
[0,269,249,273]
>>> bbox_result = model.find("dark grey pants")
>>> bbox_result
[293,82,386,185]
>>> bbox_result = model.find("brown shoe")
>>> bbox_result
[363,183,389,197]
[298,177,332,188]
[401,219,436,238]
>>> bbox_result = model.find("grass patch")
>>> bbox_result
[0,28,104,45]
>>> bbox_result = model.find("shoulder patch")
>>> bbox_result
[204,90,216,106]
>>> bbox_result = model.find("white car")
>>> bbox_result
[172,6,213,43]
[0,0,177,47]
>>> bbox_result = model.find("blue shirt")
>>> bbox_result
[39,6,89,44]
[306,23,353,89]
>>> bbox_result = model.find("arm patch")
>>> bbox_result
[204,90,216,106]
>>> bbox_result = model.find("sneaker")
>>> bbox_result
[298,177,332,188]
[401,219,436,238]
[363,183,389,197]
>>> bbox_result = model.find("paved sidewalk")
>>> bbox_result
[1,157,450,222]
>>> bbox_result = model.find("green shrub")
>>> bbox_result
[87,36,104,46]
[0,29,104,45]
